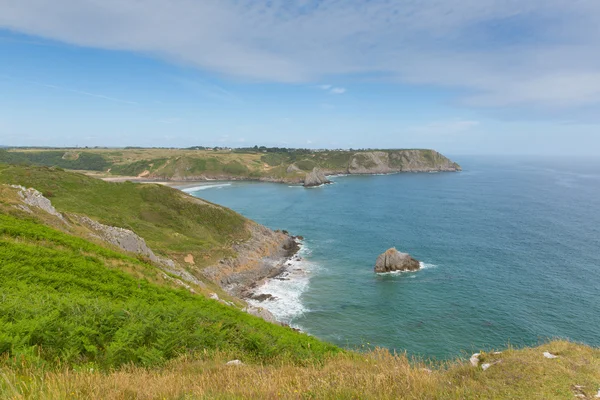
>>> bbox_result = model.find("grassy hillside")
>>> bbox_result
[0,213,337,370]
[2,147,461,181]
[0,164,249,269]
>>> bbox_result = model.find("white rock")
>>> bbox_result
[481,363,492,371]
[469,353,480,367]
[595,389,600,398]
[543,352,558,359]
[493,351,502,355]
[226,360,244,366]
[209,293,219,301]
[421,368,432,374]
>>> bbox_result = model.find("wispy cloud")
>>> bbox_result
[330,87,346,95]
[171,76,242,104]
[36,82,138,105]
[318,84,346,95]
[1,1,600,112]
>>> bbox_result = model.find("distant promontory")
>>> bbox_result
[0,147,461,186]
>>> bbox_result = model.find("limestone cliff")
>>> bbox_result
[343,150,460,175]
[303,167,331,187]
[202,223,300,297]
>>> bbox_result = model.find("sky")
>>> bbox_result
[1,0,599,155]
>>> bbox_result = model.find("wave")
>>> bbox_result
[246,244,318,326]
[181,183,232,192]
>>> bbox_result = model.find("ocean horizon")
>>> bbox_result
[186,155,600,359]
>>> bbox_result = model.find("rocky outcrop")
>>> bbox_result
[303,167,331,187]
[11,185,65,222]
[286,164,301,174]
[73,215,205,287]
[375,248,421,273]
[202,222,300,297]
[347,150,461,175]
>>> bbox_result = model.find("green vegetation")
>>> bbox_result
[1,147,461,183]
[0,213,336,370]
[109,158,168,176]
[0,164,248,266]
[0,149,109,171]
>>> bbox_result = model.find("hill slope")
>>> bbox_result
[1,148,461,183]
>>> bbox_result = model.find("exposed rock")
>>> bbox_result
[226,360,244,366]
[375,248,421,273]
[244,305,278,324]
[73,215,205,288]
[348,151,394,175]
[346,150,461,175]
[209,293,220,301]
[202,223,301,298]
[286,164,301,173]
[184,254,195,265]
[481,360,502,371]
[303,167,331,187]
[11,185,65,222]
[251,293,274,302]
[543,352,558,359]
[470,353,481,367]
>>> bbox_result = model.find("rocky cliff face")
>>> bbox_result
[303,167,331,187]
[202,222,300,297]
[345,150,460,175]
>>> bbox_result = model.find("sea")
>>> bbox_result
[182,156,600,359]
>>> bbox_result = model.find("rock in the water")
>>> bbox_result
[251,293,274,302]
[303,167,331,187]
[375,248,421,273]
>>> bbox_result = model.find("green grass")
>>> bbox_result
[0,164,249,266]
[0,213,338,370]
[0,150,109,171]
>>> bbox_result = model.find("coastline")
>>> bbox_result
[97,167,461,187]
[243,238,313,328]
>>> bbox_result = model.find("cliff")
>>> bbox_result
[303,167,331,187]
[1,148,460,184]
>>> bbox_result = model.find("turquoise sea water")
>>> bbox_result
[186,156,600,359]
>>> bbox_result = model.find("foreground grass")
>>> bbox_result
[1,341,599,399]
[0,213,337,370]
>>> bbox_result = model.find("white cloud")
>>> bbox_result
[330,87,346,95]
[1,1,600,109]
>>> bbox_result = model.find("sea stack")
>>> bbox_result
[303,167,331,187]
[375,248,421,273]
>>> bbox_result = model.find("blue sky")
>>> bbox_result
[1,0,599,155]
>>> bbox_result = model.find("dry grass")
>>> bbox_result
[2,341,599,399]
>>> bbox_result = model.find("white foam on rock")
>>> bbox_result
[247,244,318,327]
[377,262,437,275]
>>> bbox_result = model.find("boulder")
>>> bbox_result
[303,167,331,187]
[375,248,421,273]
